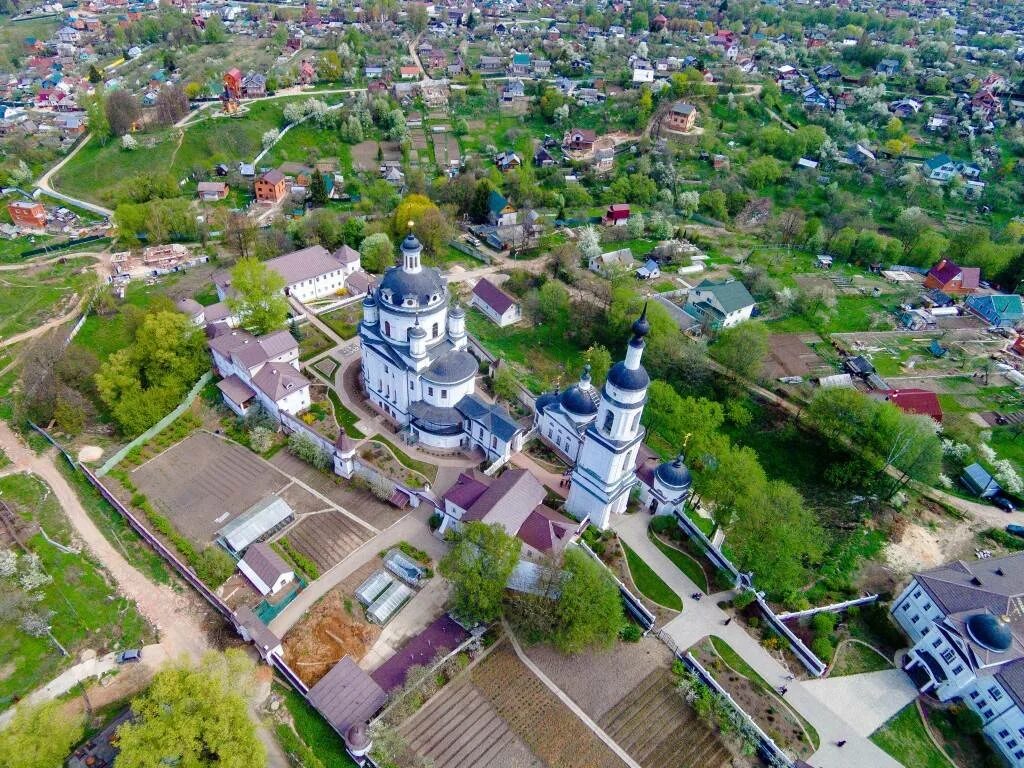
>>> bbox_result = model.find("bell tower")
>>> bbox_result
[566,305,651,530]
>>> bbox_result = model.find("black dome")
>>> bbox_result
[560,384,598,416]
[632,303,651,338]
[378,266,446,306]
[606,360,650,391]
[535,390,559,413]
[402,232,422,252]
[656,455,692,489]
[966,613,1012,653]
[423,349,478,384]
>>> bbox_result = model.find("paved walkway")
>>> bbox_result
[268,504,448,636]
[611,513,902,768]
[510,452,568,497]
[34,133,114,218]
[802,670,918,737]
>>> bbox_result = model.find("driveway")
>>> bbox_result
[612,513,903,768]
[802,670,918,737]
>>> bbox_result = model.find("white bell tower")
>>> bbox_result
[566,305,651,530]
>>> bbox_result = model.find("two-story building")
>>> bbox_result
[209,328,311,418]
[215,245,362,304]
[683,279,756,329]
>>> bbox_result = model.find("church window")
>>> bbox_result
[428,386,434,396]
[603,411,614,433]
[441,389,448,399]
[410,381,414,390]
[384,320,391,337]
[432,322,439,338]
[492,436,497,449]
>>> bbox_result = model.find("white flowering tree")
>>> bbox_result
[261,129,279,149]
[120,133,138,151]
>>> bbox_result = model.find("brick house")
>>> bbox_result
[254,170,287,203]
[666,101,697,132]
[8,200,45,230]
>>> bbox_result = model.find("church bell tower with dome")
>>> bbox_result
[565,306,652,530]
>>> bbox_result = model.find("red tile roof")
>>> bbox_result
[884,388,943,422]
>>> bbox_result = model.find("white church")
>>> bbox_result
[358,228,525,463]
[535,307,695,530]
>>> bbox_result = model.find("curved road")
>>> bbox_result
[34,133,114,219]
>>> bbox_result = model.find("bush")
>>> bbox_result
[193,547,235,586]
[288,431,332,470]
[619,623,643,642]
[949,704,983,735]
[732,590,756,611]
[278,539,320,580]
[649,516,676,535]
[984,528,1024,552]
[811,611,838,636]
[428,512,442,531]
[810,636,834,661]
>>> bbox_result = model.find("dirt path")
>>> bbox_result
[408,34,425,78]
[0,421,212,660]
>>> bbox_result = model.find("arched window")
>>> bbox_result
[432,322,439,338]
[384,320,391,337]
[603,411,614,434]
[632,412,641,431]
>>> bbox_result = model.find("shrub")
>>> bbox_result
[732,590,756,611]
[278,539,320,580]
[649,516,676,535]
[428,512,442,531]
[715,569,736,590]
[949,704,983,735]
[288,431,332,470]
[810,636,834,661]
[194,547,235,586]
[619,623,643,642]
[811,611,838,637]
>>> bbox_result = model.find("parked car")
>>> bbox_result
[994,494,1016,513]
[465,235,481,247]
[1005,524,1024,539]
[116,649,142,663]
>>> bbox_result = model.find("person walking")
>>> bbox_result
[723,617,732,626]
[836,740,846,748]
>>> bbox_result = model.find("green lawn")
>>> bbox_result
[298,324,333,361]
[466,308,581,394]
[372,435,439,484]
[74,279,173,360]
[829,641,893,677]
[279,684,357,767]
[621,540,682,610]
[649,533,708,592]
[871,704,954,768]
[327,389,365,440]
[0,473,152,711]
[319,305,361,340]
[0,257,94,340]
[193,283,220,306]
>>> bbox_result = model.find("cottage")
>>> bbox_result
[966,294,1024,329]
[603,203,631,226]
[217,245,360,304]
[876,58,901,76]
[196,181,228,201]
[683,279,756,329]
[487,190,516,227]
[238,542,295,596]
[589,247,634,276]
[471,278,520,327]
[563,127,596,152]
[254,169,287,203]
[635,259,661,280]
[509,52,531,76]
[923,154,958,183]
[923,259,980,294]
[666,102,697,132]
[7,200,45,230]
[494,150,521,172]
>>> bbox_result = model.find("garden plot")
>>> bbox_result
[351,140,401,171]
[832,328,1007,381]
[279,510,372,572]
[131,431,289,546]
[763,333,831,380]
[401,678,543,768]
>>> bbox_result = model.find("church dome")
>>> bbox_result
[655,454,692,490]
[560,384,599,416]
[424,349,478,384]
[966,613,1013,653]
[378,267,447,307]
[535,389,559,413]
[606,360,650,391]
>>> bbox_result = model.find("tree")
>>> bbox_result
[582,344,612,386]
[309,170,328,205]
[88,64,103,84]
[95,311,207,436]
[359,232,394,273]
[469,179,495,224]
[155,85,189,126]
[105,90,140,137]
[204,14,226,43]
[549,547,624,652]
[439,521,520,623]
[744,156,784,189]
[83,87,110,142]
[116,650,265,768]
[492,365,520,404]
[699,189,728,221]
[0,700,84,768]
[728,480,824,597]
[537,281,570,325]
[709,322,769,381]
[392,195,449,254]
[643,381,724,456]
[227,258,289,335]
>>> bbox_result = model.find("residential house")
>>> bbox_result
[924,259,981,294]
[478,55,503,73]
[209,329,311,419]
[196,181,228,201]
[254,170,287,203]
[509,52,531,76]
[7,200,45,230]
[635,259,661,280]
[876,58,901,76]
[399,65,419,79]
[487,190,517,227]
[533,146,556,167]
[436,469,582,557]
[893,553,1024,767]
[966,294,1024,329]
[923,154,959,183]
[603,203,631,227]
[501,79,525,102]
[563,127,596,152]
[589,247,634,276]
[666,102,697,132]
[494,150,521,172]
[683,279,756,329]
[242,72,266,97]
[471,278,520,327]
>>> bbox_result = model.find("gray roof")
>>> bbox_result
[176,297,204,318]
[377,266,447,306]
[423,349,478,384]
[233,605,282,654]
[219,495,295,553]
[209,329,298,370]
[462,467,545,524]
[332,244,360,264]
[251,364,309,401]
[217,374,257,406]
[265,246,349,286]
[455,394,522,442]
[915,553,1024,618]
[409,399,464,428]
[694,279,756,314]
[307,656,387,736]
[240,542,293,589]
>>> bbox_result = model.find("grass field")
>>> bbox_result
[279,684,357,767]
[326,389,365,439]
[318,304,361,339]
[829,641,893,677]
[649,533,708,592]
[466,308,581,393]
[871,704,954,768]
[0,473,152,711]
[74,278,173,360]
[0,257,94,340]
[621,541,683,610]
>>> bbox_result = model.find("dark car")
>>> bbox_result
[1005,524,1024,539]
[994,495,1016,513]
[116,649,142,663]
